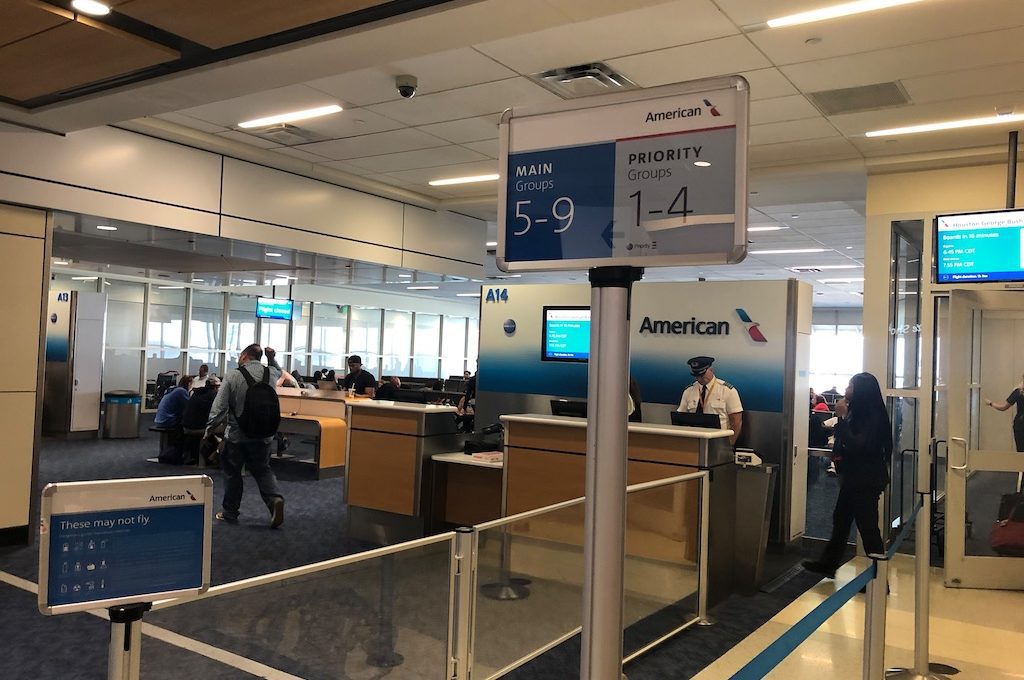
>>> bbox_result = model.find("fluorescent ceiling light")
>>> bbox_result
[266,252,282,257]
[693,161,712,167]
[242,279,257,284]
[53,259,70,265]
[748,226,789,232]
[71,0,111,16]
[486,241,498,247]
[96,225,117,231]
[71,276,97,281]
[238,104,343,129]
[456,293,482,297]
[428,174,500,187]
[407,285,439,290]
[398,274,412,278]
[749,248,828,255]
[866,113,1024,137]
[158,285,184,289]
[192,278,204,282]
[767,0,924,28]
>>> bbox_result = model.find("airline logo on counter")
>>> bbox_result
[735,308,767,342]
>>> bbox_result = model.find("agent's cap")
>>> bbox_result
[687,356,714,376]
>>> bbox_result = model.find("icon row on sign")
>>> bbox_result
[61,539,108,553]
[59,579,104,594]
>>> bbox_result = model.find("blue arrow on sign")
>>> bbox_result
[601,221,614,249]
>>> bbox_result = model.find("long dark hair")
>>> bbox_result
[846,372,893,457]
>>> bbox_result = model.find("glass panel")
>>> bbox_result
[147,287,185,349]
[473,504,584,678]
[413,313,441,378]
[809,324,863,394]
[382,310,412,377]
[887,397,918,531]
[965,471,1024,557]
[189,291,223,351]
[103,349,141,392]
[622,479,700,657]
[291,354,310,380]
[349,307,381,375]
[187,351,222,378]
[805,446,839,540]
[226,295,256,362]
[52,274,99,292]
[292,302,310,354]
[888,219,923,389]
[442,316,467,379]
[105,280,145,347]
[311,302,347,375]
[146,539,454,678]
[145,349,182,409]
[467,318,479,370]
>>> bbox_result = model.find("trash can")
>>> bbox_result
[734,463,777,595]
[103,390,141,439]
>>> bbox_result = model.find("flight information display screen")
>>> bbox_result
[936,209,1024,283]
[542,306,591,362]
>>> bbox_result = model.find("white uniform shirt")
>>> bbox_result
[678,377,743,429]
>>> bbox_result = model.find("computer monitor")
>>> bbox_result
[550,399,587,418]
[317,380,339,391]
[671,411,721,429]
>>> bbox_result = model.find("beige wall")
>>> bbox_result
[0,204,48,534]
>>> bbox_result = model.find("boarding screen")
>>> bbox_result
[936,209,1024,283]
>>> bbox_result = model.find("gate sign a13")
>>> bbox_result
[497,76,749,272]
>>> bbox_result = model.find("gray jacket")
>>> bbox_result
[206,360,281,443]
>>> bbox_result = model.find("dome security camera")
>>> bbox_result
[396,75,418,99]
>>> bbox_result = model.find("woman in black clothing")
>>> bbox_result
[984,376,1024,452]
[803,372,892,578]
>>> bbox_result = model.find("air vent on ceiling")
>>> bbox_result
[807,81,911,116]
[240,123,329,146]
[531,62,638,99]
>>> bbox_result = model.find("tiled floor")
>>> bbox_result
[694,554,1024,679]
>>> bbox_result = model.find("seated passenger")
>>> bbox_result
[342,356,376,397]
[182,377,221,465]
[375,376,401,400]
[155,375,192,429]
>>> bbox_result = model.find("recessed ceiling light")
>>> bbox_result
[767,0,924,29]
[748,226,789,232]
[398,274,412,278]
[158,285,185,289]
[192,278,204,282]
[407,285,439,290]
[53,259,70,265]
[693,161,712,167]
[71,276,97,281]
[749,248,829,255]
[846,246,854,249]
[456,293,482,297]
[266,252,282,257]
[238,105,342,129]
[486,241,498,247]
[242,279,257,284]
[96,225,117,231]
[71,0,111,16]
[866,112,1024,137]
[428,174,500,187]
[790,214,800,219]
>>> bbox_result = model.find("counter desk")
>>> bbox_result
[275,387,351,478]
[345,400,461,543]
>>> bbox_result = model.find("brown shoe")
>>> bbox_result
[270,498,284,529]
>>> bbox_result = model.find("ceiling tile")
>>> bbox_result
[742,68,799,100]
[902,62,1024,105]
[366,77,561,126]
[386,160,500,185]
[152,112,228,134]
[462,139,499,158]
[318,159,376,176]
[351,145,489,173]
[271,146,332,163]
[0,4,65,49]
[750,137,863,166]
[830,92,1024,137]
[749,117,840,145]
[175,84,342,127]
[294,127,449,161]
[474,0,737,75]
[215,129,279,149]
[417,115,500,143]
[607,35,772,88]
[750,95,820,125]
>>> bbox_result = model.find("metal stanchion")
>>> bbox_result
[366,554,404,668]
[107,603,150,680]
[697,473,714,626]
[449,528,477,680]
[480,525,530,600]
[863,558,888,680]
[580,265,642,680]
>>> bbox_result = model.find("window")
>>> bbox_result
[147,287,185,349]
[382,311,412,377]
[413,313,441,378]
[441,316,467,378]
[809,324,863,394]
[291,302,311,377]
[226,295,256,367]
[467,317,479,371]
[311,302,347,374]
[190,291,223,352]
[349,307,381,375]
[105,280,144,347]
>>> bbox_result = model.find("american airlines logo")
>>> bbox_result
[735,308,766,342]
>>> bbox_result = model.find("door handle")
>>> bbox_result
[950,436,969,471]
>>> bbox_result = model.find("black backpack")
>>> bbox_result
[231,366,280,439]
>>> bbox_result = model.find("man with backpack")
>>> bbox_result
[205,343,285,528]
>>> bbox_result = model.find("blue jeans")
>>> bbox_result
[220,439,283,520]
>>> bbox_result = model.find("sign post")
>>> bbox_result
[498,76,748,679]
[39,475,213,680]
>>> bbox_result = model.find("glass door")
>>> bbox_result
[946,289,1024,589]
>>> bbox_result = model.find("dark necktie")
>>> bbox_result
[699,385,707,413]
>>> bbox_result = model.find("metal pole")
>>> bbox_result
[450,527,477,680]
[581,266,642,680]
[1007,130,1018,209]
[697,472,711,624]
[863,559,888,680]
[107,603,148,680]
